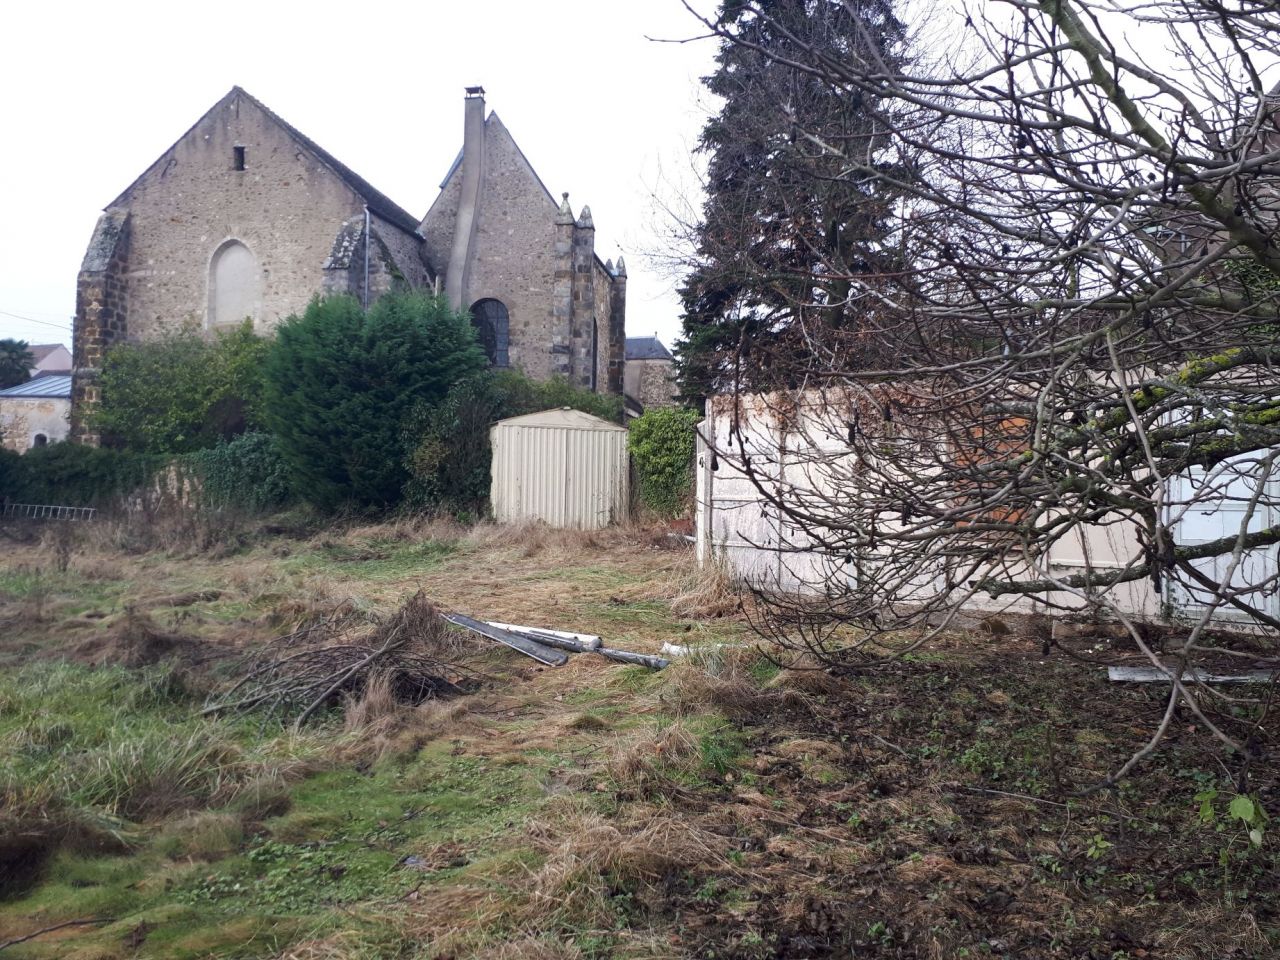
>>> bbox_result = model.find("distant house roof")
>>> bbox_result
[28,344,68,365]
[0,375,72,399]
[625,336,673,361]
[111,87,422,237]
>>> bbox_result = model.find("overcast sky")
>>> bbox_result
[0,0,721,350]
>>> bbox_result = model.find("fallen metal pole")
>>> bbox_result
[486,620,602,650]
[1107,666,1276,684]
[443,613,568,666]
[491,621,669,670]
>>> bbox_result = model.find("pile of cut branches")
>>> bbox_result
[203,591,480,729]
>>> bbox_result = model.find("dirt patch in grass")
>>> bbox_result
[617,646,1280,959]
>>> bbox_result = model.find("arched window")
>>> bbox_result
[32,434,47,448]
[208,239,261,330]
[470,298,509,367]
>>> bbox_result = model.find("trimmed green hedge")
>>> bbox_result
[0,443,162,507]
[628,407,700,516]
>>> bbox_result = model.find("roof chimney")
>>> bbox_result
[446,86,487,308]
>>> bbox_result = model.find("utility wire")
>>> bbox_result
[0,308,72,332]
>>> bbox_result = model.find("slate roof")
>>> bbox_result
[625,336,673,361]
[110,87,422,237]
[0,375,72,399]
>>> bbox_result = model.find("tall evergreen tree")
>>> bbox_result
[264,292,485,511]
[675,0,907,401]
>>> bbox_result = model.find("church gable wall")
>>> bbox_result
[463,116,563,381]
[115,91,367,340]
[371,213,433,293]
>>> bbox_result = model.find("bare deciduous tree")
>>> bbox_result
[683,0,1280,781]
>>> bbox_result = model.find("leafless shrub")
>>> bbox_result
[681,0,1280,782]
[204,591,482,730]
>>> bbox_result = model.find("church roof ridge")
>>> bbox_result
[108,86,422,237]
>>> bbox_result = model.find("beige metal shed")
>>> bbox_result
[490,408,629,529]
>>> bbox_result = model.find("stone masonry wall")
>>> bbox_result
[113,91,373,339]
[626,358,678,410]
[1,399,71,453]
[606,267,627,396]
[593,261,615,392]
[371,213,433,293]
[72,210,131,443]
[423,114,598,383]
[570,210,597,389]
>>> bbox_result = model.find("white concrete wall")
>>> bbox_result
[697,392,1274,626]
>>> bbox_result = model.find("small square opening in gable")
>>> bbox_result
[233,146,246,171]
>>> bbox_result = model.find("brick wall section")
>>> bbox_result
[72,210,131,443]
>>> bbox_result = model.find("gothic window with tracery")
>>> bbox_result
[470,298,510,367]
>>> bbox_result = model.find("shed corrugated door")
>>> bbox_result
[491,417,628,529]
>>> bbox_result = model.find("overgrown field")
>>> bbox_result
[0,515,1276,958]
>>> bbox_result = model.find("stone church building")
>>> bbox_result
[72,86,627,441]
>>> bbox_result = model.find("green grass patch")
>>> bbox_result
[0,661,558,957]
[0,566,127,617]
[284,538,457,581]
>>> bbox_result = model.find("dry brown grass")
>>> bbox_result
[627,547,743,622]
[525,800,732,924]
[71,608,195,668]
[334,696,480,767]
[340,673,400,733]
[765,651,850,698]
[474,940,587,960]
[669,560,741,621]
[606,721,700,791]
[463,520,613,559]
[331,512,470,547]
[659,649,801,721]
